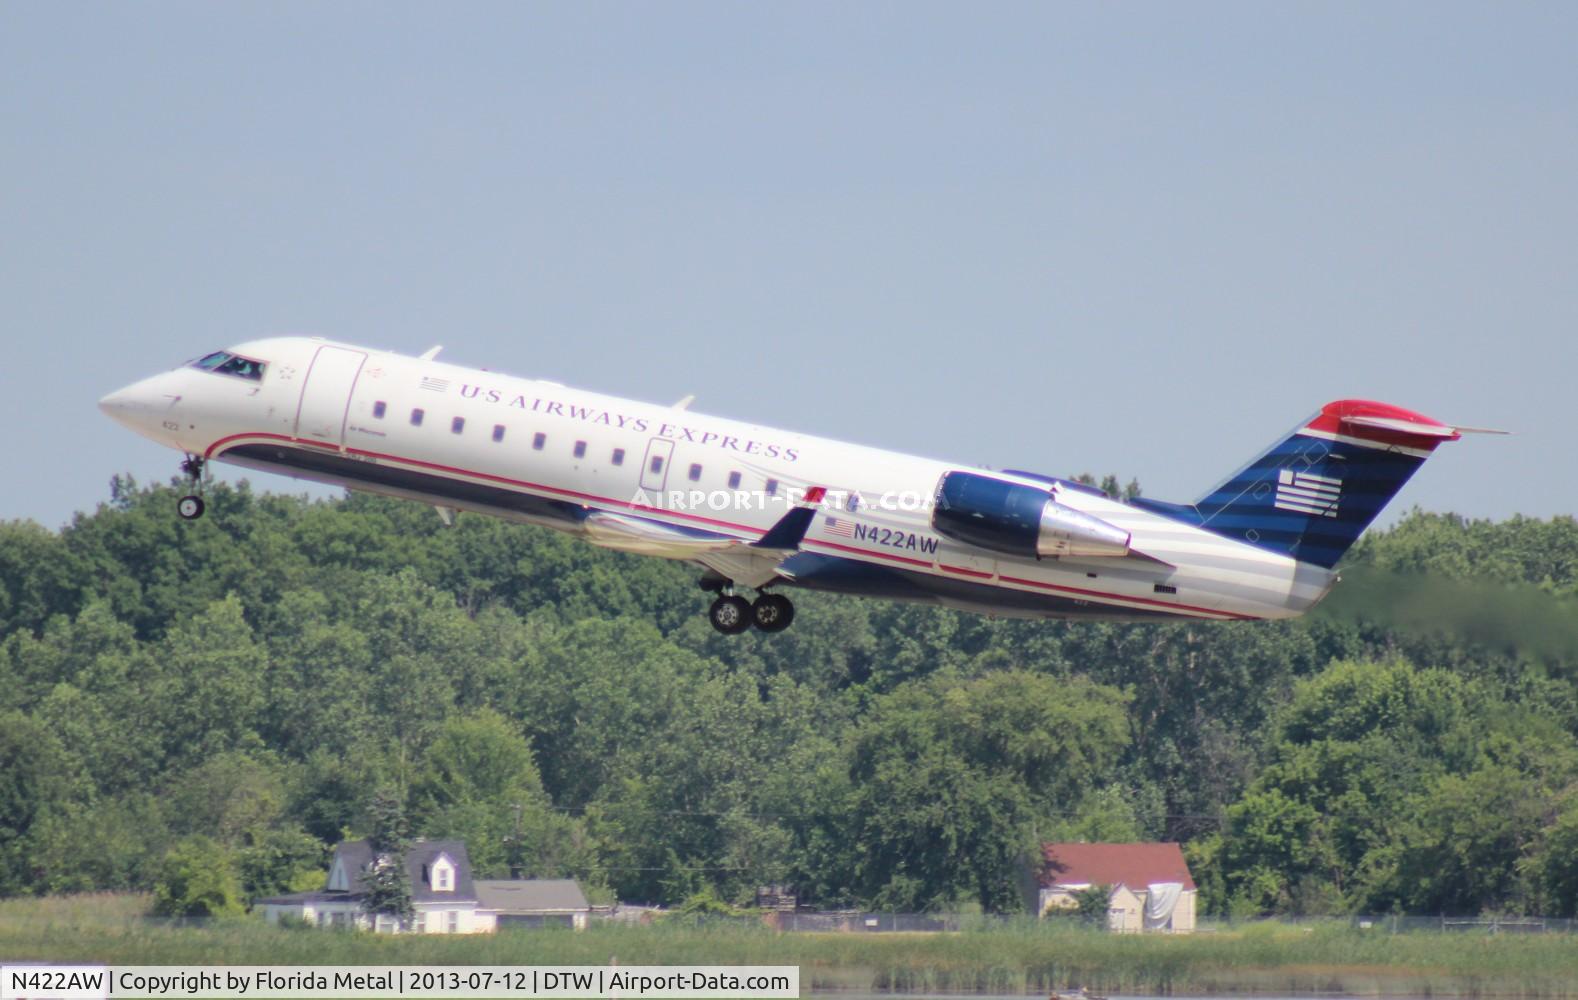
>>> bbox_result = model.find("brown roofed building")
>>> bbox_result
[1039,842,1196,933]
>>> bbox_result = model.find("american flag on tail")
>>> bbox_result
[1274,468,1341,518]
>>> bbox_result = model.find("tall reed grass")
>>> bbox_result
[2,896,1574,996]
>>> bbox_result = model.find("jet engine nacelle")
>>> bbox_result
[932,471,1132,559]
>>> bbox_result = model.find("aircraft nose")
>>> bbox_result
[98,383,155,425]
[98,374,180,440]
[98,386,139,419]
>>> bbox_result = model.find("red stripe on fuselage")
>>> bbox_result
[207,431,1256,621]
[206,431,763,536]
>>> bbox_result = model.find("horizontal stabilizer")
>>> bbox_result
[1338,411,1506,439]
[1340,415,1461,438]
[1449,425,1511,435]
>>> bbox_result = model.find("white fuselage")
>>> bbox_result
[100,337,1336,622]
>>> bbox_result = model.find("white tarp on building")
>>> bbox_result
[1143,881,1184,929]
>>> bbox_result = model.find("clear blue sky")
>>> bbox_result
[3,2,1574,528]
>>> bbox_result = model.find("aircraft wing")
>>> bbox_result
[581,494,822,589]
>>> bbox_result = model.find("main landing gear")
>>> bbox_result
[177,454,206,520]
[702,581,796,635]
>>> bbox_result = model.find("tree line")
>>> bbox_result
[1,474,1576,916]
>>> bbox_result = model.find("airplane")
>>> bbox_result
[99,337,1493,633]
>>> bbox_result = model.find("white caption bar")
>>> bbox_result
[1,965,799,1000]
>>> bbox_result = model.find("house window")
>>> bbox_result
[437,868,451,890]
[574,440,587,459]
[373,401,387,419]
[451,416,465,434]
[612,448,625,466]
[411,408,425,426]
[414,913,426,933]
[447,911,459,933]
[727,471,741,489]
[492,424,505,442]
[532,432,546,450]
[688,463,703,482]
[764,478,778,497]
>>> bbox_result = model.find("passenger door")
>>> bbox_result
[294,345,367,450]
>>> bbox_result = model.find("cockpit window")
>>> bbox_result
[190,351,266,381]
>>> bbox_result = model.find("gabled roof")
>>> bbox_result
[330,839,478,903]
[474,879,590,913]
[1040,842,1196,891]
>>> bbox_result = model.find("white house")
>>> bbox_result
[1039,842,1197,933]
[256,839,591,934]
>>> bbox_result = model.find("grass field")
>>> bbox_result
[3,896,1577,996]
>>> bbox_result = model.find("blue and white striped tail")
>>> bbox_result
[1132,400,1463,569]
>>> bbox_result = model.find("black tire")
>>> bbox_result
[708,595,753,635]
[752,594,795,632]
[177,495,206,520]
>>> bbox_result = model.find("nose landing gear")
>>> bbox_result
[705,588,796,634]
[177,454,207,520]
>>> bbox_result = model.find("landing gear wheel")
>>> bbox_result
[177,495,206,520]
[708,595,753,635]
[751,594,795,633]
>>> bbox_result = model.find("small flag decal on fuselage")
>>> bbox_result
[421,376,450,392]
[1274,468,1340,518]
[824,516,857,537]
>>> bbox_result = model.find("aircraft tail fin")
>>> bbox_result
[1130,400,1487,568]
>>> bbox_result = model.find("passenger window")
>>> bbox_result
[451,416,465,434]
[688,463,702,482]
[847,493,861,512]
[765,478,778,497]
[411,408,425,426]
[373,401,387,419]
[612,448,625,466]
[650,455,664,474]
[532,432,546,451]
[574,440,587,459]
[727,471,741,489]
[492,425,505,442]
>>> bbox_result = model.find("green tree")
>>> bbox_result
[0,712,70,895]
[151,835,244,918]
[410,710,580,880]
[1074,883,1114,925]
[361,789,413,925]
[842,671,1129,911]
